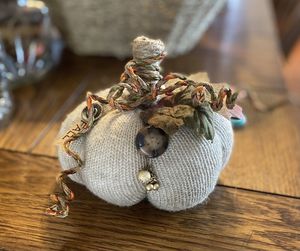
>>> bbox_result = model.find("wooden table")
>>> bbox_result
[0,0,299,250]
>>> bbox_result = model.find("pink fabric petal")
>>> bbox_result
[230,104,244,119]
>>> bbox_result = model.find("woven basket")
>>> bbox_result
[45,0,226,58]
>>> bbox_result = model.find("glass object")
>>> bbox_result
[0,77,13,128]
[0,0,63,126]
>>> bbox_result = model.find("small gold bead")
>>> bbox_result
[146,183,154,191]
[153,183,160,190]
[138,170,152,184]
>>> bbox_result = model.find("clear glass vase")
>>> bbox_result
[0,77,13,128]
[0,0,63,127]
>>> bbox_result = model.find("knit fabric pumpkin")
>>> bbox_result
[57,85,234,211]
[49,36,237,218]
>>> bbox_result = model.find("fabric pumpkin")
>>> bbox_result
[58,86,234,211]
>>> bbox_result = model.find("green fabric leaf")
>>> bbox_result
[196,104,215,140]
[183,103,215,140]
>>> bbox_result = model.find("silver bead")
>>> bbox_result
[81,103,102,122]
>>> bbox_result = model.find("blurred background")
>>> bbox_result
[0,1,299,250]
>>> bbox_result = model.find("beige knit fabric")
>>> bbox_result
[58,87,234,211]
[45,0,226,57]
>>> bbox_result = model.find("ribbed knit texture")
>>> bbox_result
[58,88,234,211]
[45,0,226,57]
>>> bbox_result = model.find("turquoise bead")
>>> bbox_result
[231,114,247,128]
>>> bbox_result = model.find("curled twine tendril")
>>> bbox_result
[46,37,238,218]
[46,93,97,218]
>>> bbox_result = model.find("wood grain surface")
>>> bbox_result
[0,150,299,251]
[0,0,299,250]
